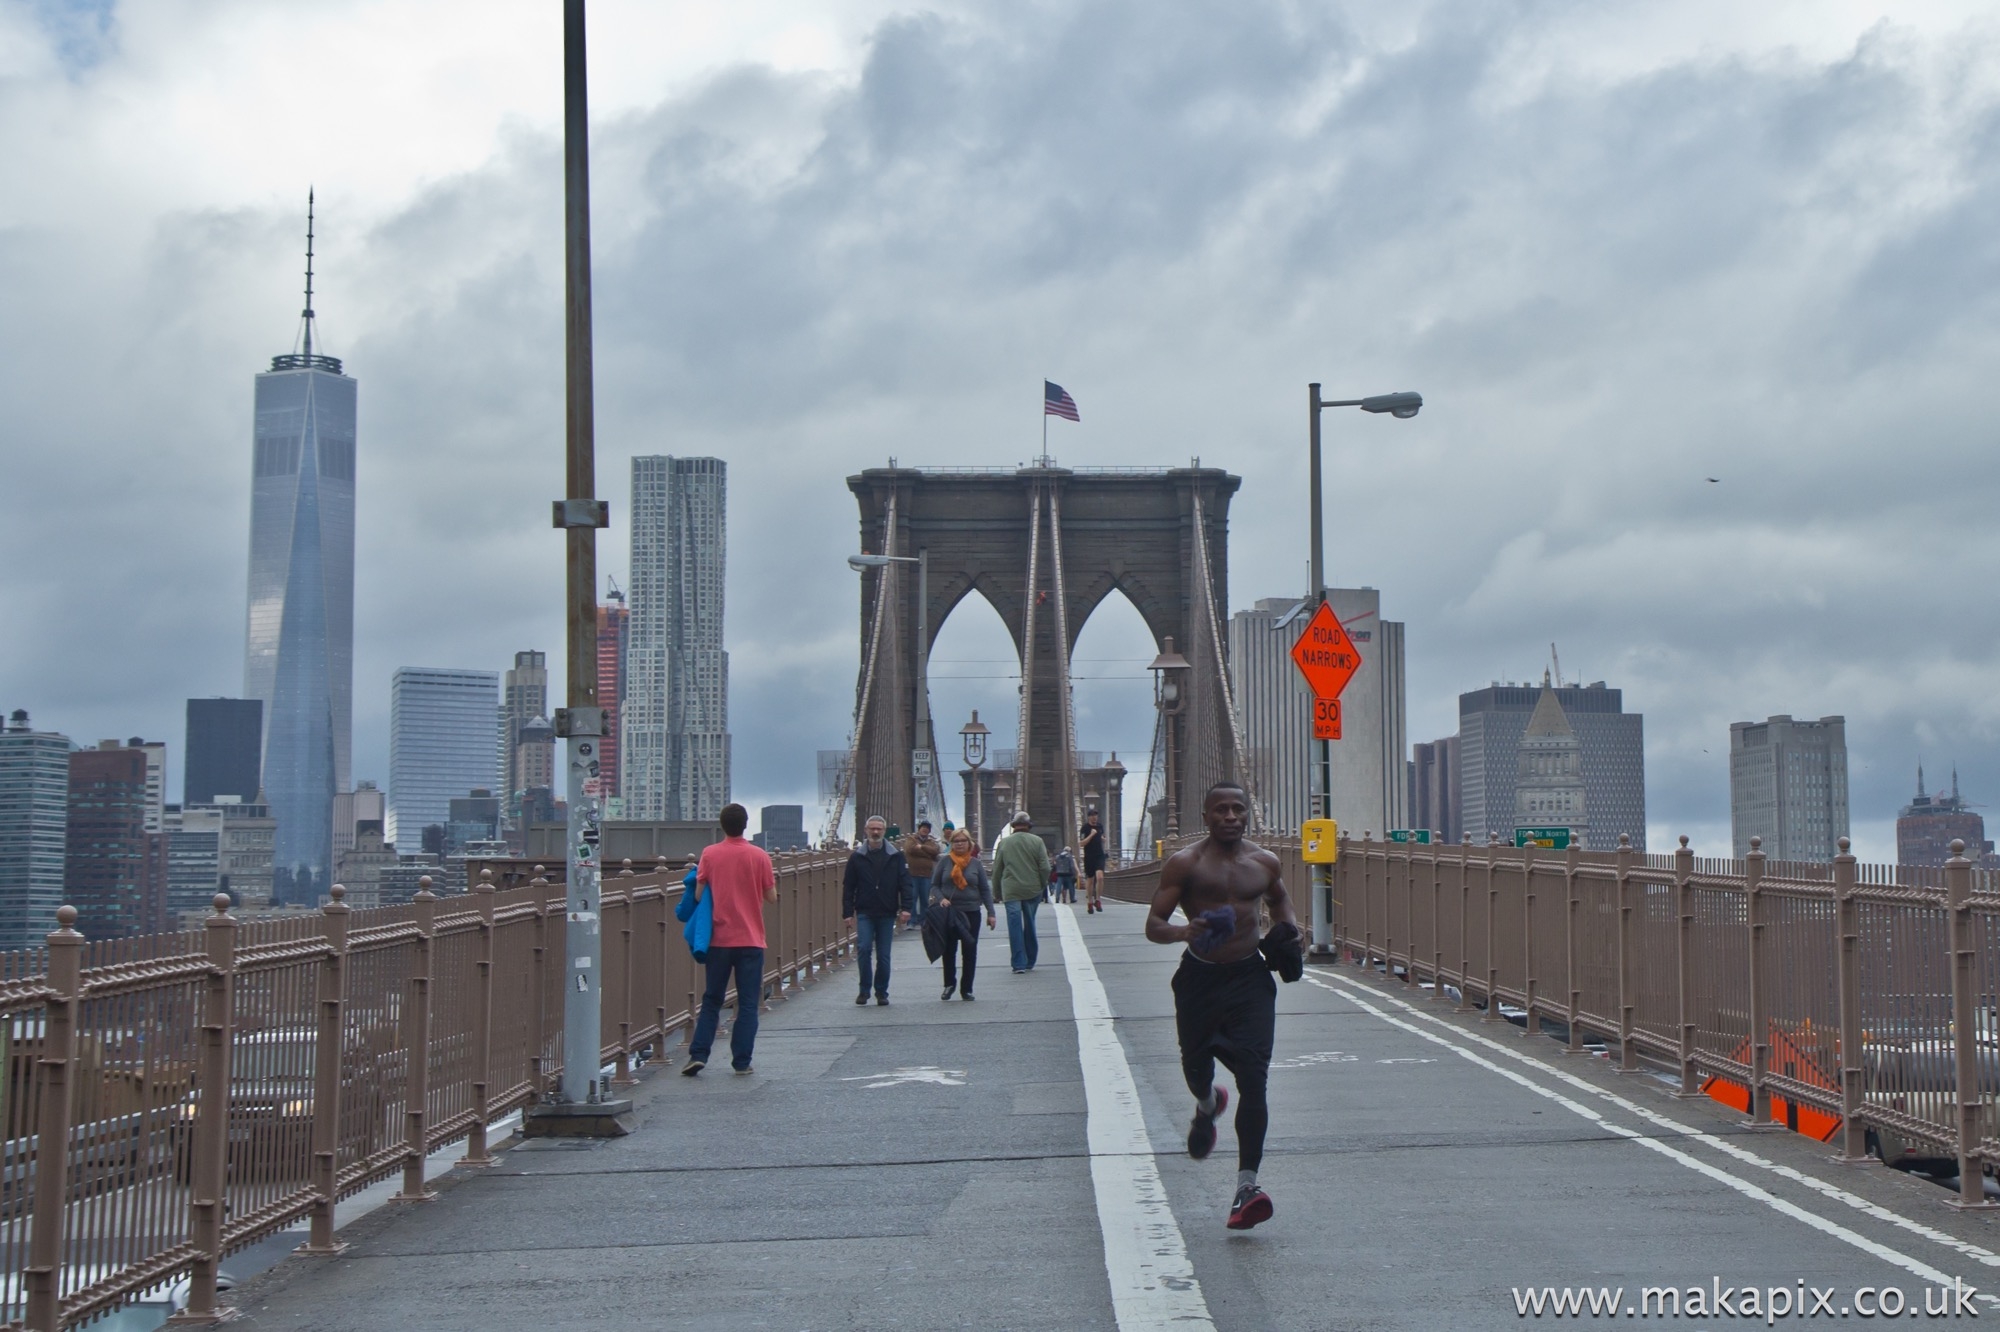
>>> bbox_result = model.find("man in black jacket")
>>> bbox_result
[843,815,913,1006]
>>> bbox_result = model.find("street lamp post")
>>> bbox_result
[1147,638,1191,843]
[960,711,990,852]
[1306,383,1422,953]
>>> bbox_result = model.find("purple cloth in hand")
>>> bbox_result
[1193,906,1236,952]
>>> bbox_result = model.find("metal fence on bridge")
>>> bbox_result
[1101,830,2000,1209]
[0,852,852,1331]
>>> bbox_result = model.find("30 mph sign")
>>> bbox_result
[1290,601,1362,703]
[1312,697,1342,740]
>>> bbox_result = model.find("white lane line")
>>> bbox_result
[1054,902,1217,1331]
[1306,971,2000,1307]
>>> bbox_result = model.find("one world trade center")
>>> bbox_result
[244,195,355,904]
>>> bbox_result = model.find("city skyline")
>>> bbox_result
[8,6,2000,865]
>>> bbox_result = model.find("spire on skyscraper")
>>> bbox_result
[272,190,342,375]
[302,187,317,362]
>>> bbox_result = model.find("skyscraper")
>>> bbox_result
[1513,690,1589,842]
[244,198,355,904]
[185,697,263,805]
[388,668,501,848]
[1458,680,1646,849]
[597,584,628,802]
[332,779,385,858]
[1729,715,1849,860]
[1409,735,1460,841]
[1896,767,1991,868]
[67,744,161,939]
[626,456,730,821]
[0,710,71,950]
[499,651,547,823]
[1229,590,1406,836]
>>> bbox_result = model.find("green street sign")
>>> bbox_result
[1387,829,1434,844]
[1514,827,1572,849]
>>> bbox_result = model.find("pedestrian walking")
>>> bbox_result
[1143,781,1303,1230]
[843,815,912,1005]
[1079,808,1108,913]
[1054,846,1078,903]
[931,828,995,999]
[682,803,778,1077]
[900,820,942,932]
[993,810,1051,973]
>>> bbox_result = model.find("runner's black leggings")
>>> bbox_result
[1171,950,1276,1173]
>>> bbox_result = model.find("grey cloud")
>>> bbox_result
[5,2,2000,857]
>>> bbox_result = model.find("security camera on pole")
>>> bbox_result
[1296,384,1423,956]
[526,0,632,1137]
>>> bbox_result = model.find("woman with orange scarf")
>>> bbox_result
[931,829,995,1000]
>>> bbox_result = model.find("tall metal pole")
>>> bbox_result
[548,0,618,1123]
[915,549,933,826]
[1308,383,1335,951]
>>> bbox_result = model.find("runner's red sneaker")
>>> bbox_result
[1186,1086,1229,1160]
[1226,1184,1274,1230]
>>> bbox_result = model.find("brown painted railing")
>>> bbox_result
[0,850,852,1330]
[1101,829,2000,1205]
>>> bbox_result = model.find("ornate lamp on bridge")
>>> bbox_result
[1147,640,1192,840]
[960,710,990,850]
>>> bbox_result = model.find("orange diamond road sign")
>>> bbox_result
[1291,601,1362,701]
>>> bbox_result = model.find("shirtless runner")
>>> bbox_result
[1145,781,1299,1230]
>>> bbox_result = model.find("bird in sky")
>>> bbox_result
[1706,477,1720,483]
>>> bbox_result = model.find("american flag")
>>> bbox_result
[1044,380,1080,422]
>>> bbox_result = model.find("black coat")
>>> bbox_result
[843,844,913,917]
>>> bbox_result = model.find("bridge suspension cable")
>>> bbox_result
[1012,480,1043,834]
[826,490,897,842]
[1190,485,1260,831]
[1048,483,1081,843]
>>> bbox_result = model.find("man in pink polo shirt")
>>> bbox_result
[683,803,778,1076]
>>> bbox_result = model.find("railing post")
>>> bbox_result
[1483,833,1502,1022]
[1832,837,1869,1162]
[1521,840,1540,1036]
[529,867,552,1095]
[461,871,498,1165]
[176,894,238,1324]
[1361,831,1376,970]
[1945,841,1995,1208]
[1401,836,1415,985]
[1746,837,1771,1126]
[1456,835,1471,1011]
[394,878,437,1202]
[23,906,82,1332]
[302,885,352,1251]
[1615,834,1638,1072]
[614,861,638,1080]
[1563,843,1582,1054]
[1673,836,1700,1097]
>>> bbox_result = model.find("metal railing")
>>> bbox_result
[1100,830,2000,1206]
[0,851,852,1330]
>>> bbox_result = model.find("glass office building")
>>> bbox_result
[0,711,72,950]
[243,245,355,904]
[388,669,500,848]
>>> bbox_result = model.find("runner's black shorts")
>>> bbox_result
[1170,948,1276,1084]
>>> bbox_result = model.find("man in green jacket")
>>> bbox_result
[994,810,1053,973]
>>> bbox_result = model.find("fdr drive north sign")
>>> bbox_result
[1290,601,1362,704]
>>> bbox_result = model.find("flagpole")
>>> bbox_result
[1042,381,1048,463]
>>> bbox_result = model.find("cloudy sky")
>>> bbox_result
[4,0,1999,859]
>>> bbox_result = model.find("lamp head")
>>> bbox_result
[1359,391,1423,419]
[847,554,893,570]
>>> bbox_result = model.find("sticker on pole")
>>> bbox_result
[1291,601,1362,702]
[1312,696,1342,740]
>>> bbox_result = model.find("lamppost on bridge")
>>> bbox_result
[1147,638,1191,842]
[1305,383,1423,954]
[848,550,937,831]
[960,710,990,852]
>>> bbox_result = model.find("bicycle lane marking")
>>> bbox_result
[1055,901,1217,1331]
[1303,971,2000,1309]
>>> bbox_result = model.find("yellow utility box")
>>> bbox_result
[1301,818,1339,863]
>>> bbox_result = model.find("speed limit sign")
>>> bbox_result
[1312,696,1342,740]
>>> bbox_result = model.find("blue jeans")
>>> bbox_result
[1005,898,1040,972]
[689,946,764,1070]
[907,876,931,923]
[855,913,896,997]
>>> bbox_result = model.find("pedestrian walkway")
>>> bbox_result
[224,901,2000,1330]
